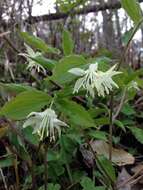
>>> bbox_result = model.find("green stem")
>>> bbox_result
[109,19,143,162]
[13,157,20,190]
[88,142,114,187]
[109,93,114,161]
[117,18,143,70]
[113,88,127,121]
[44,144,48,190]
[65,163,73,184]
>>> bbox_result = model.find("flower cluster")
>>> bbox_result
[23,108,68,142]
[20,44,46,74]
[68,62,122,97]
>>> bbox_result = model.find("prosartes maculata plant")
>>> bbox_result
[0,0,143,189]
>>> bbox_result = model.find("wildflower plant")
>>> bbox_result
[0,1,143,189]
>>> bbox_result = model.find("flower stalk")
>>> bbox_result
[109,93,114,161]
[44,142,48,190]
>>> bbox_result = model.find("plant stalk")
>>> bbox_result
[109,93,114,161]
[44,143,48,190]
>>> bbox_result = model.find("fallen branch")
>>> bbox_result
[0,31,10,38]
[25,0,143,24]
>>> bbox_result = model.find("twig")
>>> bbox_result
[3,36,20,54]
[113,88,127,121]
[65,163,73,184]
[13,156,20,190]
[0,168,8,190]
[130,174,143,185]
[117,167,143,188]
[0,31,11,38]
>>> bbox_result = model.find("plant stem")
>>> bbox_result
[0,168,8,190]
[109,93,114,161]
[65,163,73,184]
[13,156,20,190]
[117,18,143,70]
[88,142,114,186]
[44,143,48,190]
[113,88,127,121]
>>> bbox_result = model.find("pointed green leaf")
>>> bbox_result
[0,82,34,95]
[0,90,51,120]
[30,56,56,70]
[129,127,143,144]
[57,99,95,128]
[80,176,97,190]
[97,155,116,183]
[121,0,142,24]
[51,54,87,85]
[20,32,60,54]
[62,30,74,55]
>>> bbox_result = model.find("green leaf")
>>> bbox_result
[121,103,136,116]
[20,32,60,54]
[57,99,95,128]
[80,176,97,190]
[47,150,60,162]
[30,56,56,71]
[49,162,65,177]
[22,127,40,145]
[0,90,51,120]
[121,0,142,24]
[0,154,15,168]
[39,183,61,190]
[0,82,34,95]
[48,184,61,190]
[9,132,32,163]
[62,30,74,55]
[129,127,143,144]
[88,130,107,141]
[97,155,116,183]
[114,120,126,132]
[94,117,109,126]
[122,28,134,45]
[51,54,87,85]
[59,135,77,164]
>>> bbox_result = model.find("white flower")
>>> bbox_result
[23,108,68,142]
[20,44,46,74]
[68,62,122,97]
[127,81,139,91]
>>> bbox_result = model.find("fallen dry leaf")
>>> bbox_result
[131,164,143,184]
[90,140,135,166]
[116,168,131,190]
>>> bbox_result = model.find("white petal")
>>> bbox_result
[24,44,35,57]
[68,68,85,76]
[27,111,41,118]
[23,117,36,128]
[54,119,68,127]
[73,77,85,93]
[89,63,98,71]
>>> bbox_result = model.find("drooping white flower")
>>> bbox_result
[23,108,68,142]
[20,44,46,74]
[127,81,139,91]
[68,62,122,97]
